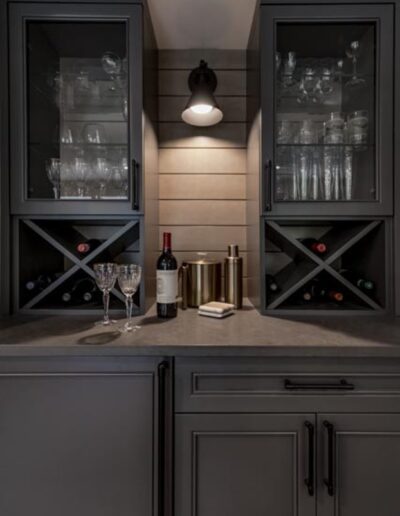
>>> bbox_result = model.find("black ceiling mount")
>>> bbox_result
[187,60,218,93]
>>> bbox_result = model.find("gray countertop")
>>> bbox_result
[1,301,400,357]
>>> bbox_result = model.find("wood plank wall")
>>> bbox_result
[158,49,248,294]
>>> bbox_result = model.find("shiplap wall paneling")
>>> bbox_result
[158,49,247,296]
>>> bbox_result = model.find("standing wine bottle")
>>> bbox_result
[299,238,327,255]
[266,274,280,293]
[157,232,178,318]
[339,269,375,292]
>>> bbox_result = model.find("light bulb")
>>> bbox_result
[190,104,213,114]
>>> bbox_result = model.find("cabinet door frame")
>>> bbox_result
[261,4,394,216]
[9,2,143,215]
[317,413,400,516]
[175,413,317,516]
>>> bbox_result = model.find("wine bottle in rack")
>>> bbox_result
[157,232,178,319]
[299,238,327,255]
[76,239,102,256]
[301,279,327,302]
[339,269,375,292]
[25,273,62,292]
[266,274,280,293]
[62,278,98,304]
[327,289,344,303]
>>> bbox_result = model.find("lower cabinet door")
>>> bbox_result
[0,371,156,516]
[175,413,316,516]
[318,414,400,516]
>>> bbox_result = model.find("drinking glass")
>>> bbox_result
[347,110,368,149]
[101,51,122,91]
[72,157,89,197]
[282,51,296,87]
[346,40,365,89]
[117,264,142,332]
[82,123,107,145]
[94,157,112,198]
[45,158,62,199]
[93,263,118,326]
[276,120,293,144]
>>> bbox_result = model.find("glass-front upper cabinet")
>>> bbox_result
[262,5,393,216]
[9,4,142,214]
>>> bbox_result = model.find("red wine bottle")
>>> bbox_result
[328,290,344,303]
[266,274,280,293]
[300,238,327,255]
[339,269,375,292]
[76,239,102,256]
[157,232,178,318]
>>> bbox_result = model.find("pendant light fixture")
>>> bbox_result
[181,60,223,127]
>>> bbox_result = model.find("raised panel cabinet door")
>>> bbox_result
[0,372,155,516]
[175,413,316,516]
[317,414,400,516]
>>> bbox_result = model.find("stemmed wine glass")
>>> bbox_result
[101,51,122,91]
[117,264,142,332]
[46,158,62,199]
[93,263,118,326]
[346,41,365,88]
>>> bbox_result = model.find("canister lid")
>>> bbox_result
[185,252,219,265]
[228,244,239,258]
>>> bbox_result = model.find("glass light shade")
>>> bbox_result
[190,104,213,114]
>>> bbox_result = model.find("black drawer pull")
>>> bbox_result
[304,421,315,497]
[132,159,140,211]
[158,361,169,516]
[323,420,335,496]
[284,379,354,391]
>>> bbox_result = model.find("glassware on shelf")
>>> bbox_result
[117,264,142,332]
[45,158,62,199]
[319,68,334,96]
[276,120,293,144]
[275,52,281,72]
[75,70,90,94]
[345,40,366,89]
[344,146,353,201]
[72,157,90,197]
[60,125,74,145]
[295,120,318,200]
[93,263,118,326]
[94,157,112,198]
[282,51,296,87]
[122,96,128,121]
[347,110,369,149]
[81,123,107,145]
[101,51,122,91]
[323,113,345,201]
[111,156,129,198]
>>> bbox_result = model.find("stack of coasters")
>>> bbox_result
[198,302,235,319]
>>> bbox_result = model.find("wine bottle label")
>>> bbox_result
[157,270,178,304]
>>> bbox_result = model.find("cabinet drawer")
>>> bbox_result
[175,357,400,413]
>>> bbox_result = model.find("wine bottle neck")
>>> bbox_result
[162,232,172,253]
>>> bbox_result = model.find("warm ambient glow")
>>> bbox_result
[190,104,213,114]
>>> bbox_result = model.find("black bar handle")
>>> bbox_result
[132,159,140,211]
[284,379,354,391]
[265,159,272,212]
[158,360,169,516]
[323,420,335,497]
[304,421,315,496]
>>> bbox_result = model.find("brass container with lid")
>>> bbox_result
[181,253,222,308]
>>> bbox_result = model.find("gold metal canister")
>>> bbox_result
[224,244,243,309]
[181,254,222,308]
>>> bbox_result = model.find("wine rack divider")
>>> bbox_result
[14,217,142,314]
[265,219,386,312]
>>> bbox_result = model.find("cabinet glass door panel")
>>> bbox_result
[275,23,375,203]
[263,4,393,216]
[27,21,129,201]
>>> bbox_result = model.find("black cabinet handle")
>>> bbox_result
[284,379,354,391]
[132,159,140,211]
[157,361,169,516]
[265,159,272,212]
[323,420,335,497]
[304,421,315,496]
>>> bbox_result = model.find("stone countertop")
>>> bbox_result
[0,301,400,357]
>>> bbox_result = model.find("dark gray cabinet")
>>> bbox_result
[175,358,400,516]
[175,413,315,516]
[318,414,400,516]
[0,357,166,516]
[9,2,144,216]
[261,4,394,217]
